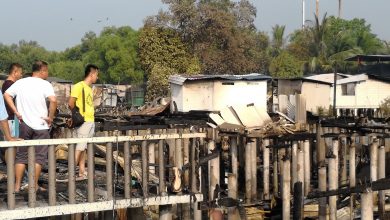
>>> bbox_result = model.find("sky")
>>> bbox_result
[0,0,388,51]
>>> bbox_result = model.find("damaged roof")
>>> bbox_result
[169,73,271,85]
[276,77,333,86]
[337,73,390,84]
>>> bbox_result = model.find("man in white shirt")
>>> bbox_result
[4,60,57,192]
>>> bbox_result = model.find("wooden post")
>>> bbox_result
[227,135,239,218]
[291,141,298,188]
[318,166,327,220]
[279,147,285,178]
[175,129,183,170]
[378,145,386,219]
[141,139,148,198]
[228,173,239,220]
[297,143,304,195]
[231,136,238,178]
[317,123,326,167]
[328,139,338,220]
[370,138,378,205]
[6,146,15,209]
[147,130,156,175]
[293,182,303,220]
[183,128,190,186]
[349,136,356,220]
[158,130,166,196]
[340,136,347,186]
[250,138,257,201]
[263,139,270,200]
[361,191,374,220]
[282,157,291,220]
[303,140,310,196]
[273,147,279,196]
[349,137,356,187]
[191,138,201,220]
[182,129,190,220]
[370,138,378,182]
[295,94,306,125]
[209,129,219,201]
[245,139,252,203]
[167,129,176,183]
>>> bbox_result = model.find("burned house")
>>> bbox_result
[169,73,271,113]
[93,84,144,108]
[47,77,73,110]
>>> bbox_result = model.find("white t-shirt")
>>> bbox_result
[5,77,55,130]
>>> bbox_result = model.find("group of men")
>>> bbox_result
[0,61,99,192]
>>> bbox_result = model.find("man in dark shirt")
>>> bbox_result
[2,63,23,119]
[0,63,22,164]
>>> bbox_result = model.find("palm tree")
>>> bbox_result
[307,13,329,72]
[311,13,328,58]
[270,24,286,57]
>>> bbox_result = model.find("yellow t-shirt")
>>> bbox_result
[71,81,94,122]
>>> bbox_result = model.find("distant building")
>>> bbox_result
[169,74,271,113]
[335,73,390,115]
[301,72,390,116]
[274,77,333,115]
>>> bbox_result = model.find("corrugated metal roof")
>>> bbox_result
[335,73,390,84]
[169,73,271,85]
[305,73,350,83]
[336,74,368,84]
[276,77,333,86]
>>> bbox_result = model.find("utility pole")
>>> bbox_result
[338,0,342,18]
[302,0,305,29]
[316,0,319,18]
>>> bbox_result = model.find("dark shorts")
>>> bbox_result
[15,122,50,166]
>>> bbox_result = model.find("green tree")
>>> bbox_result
[0,44,18,72]
[325,16,382,55]
[139,26,201,101]
[270,24,286,57]
[49,60,84,82]
[145,64,175,101]
[0,41,58,74]
[288,14,383,74]
[139,26,200,75]
[147,0,268,74]
[269,51,302,78]
[82,26,144,84]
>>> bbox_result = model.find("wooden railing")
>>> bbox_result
[0,129,205,220]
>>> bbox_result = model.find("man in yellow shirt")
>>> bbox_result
[68,64,98,179]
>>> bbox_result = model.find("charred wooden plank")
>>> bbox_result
[307,178,390,199]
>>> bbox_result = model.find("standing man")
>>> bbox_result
[69,64,98,180]
[4,60,57,192]
[1,63,23,164]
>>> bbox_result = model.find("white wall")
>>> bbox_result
[170,80,268,112]
[336,79,390,109]
[213,80,268,111]
[170,83,185,112]
[301,82,331,114]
